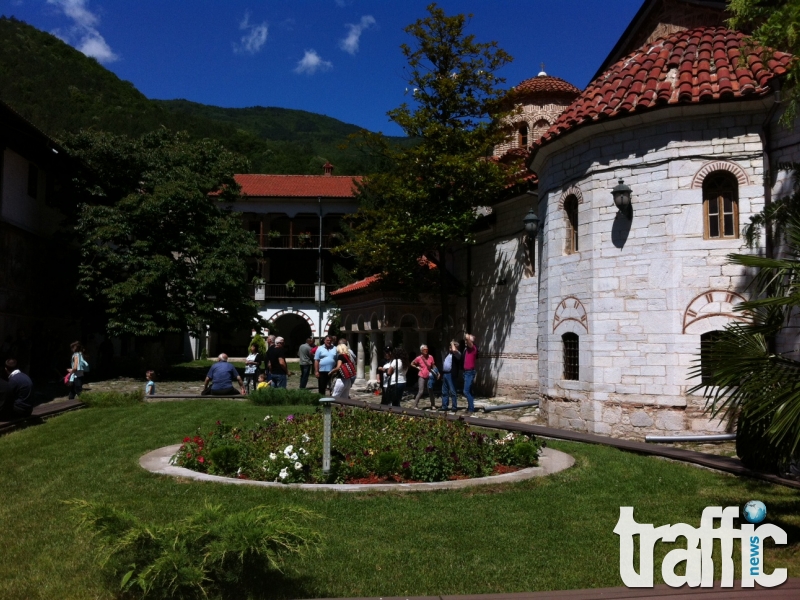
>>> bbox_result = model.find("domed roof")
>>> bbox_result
[514,74,581,98]
[536,27,792,149]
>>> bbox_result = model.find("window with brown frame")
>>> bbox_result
[564,195,578,254]
[562,332,579,380]
[518,123,528,148]
[703,171,738,239]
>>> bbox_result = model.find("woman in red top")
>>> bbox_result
[410,344,438,409]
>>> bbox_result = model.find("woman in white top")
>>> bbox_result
[377,346,405,407]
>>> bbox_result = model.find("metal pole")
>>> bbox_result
[483,400,540,413]
[645,433,736,443]
[320,397,334,473]
[317,196,323,341]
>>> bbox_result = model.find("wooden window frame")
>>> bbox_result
[700,330,723,385]
[562,332,579,381]
[564,195,579,254]
[518,123,529,148]
[703,172,739,240]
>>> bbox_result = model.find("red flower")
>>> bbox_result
[183,437,191,442]
[198,457,205,463]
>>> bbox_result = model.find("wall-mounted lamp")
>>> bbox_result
[523,207,540,240]
[611,179,632,216]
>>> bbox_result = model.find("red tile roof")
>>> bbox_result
[234,174,362,198]
[330,274,381,297]
[514,75,581,98]
[536,27,792,150]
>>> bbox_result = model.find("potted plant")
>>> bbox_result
[285,279,296,295]
[297,231,312,247]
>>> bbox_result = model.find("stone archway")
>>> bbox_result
[272,312,313,356]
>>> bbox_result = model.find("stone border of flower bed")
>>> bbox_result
[140,444,574,492]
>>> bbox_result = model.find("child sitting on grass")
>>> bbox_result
[145,370,156,396]
[256,372,271,390]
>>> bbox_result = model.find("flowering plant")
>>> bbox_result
[172,408,542,484]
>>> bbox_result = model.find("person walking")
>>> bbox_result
[329,343,356,400]
[439,341,461,411]
[67,341,89,400]
[462,334,478,414]
[267,337,289,388]
[243,343,263,393]
[297,336,314,389]
[314,336,337,395]
[410,344,438,409]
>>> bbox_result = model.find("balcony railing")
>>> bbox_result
[258,234,342,249]
[253,283,328,301]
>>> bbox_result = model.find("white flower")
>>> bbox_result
[299,448,307,455]
[279,468,288,480]
[263,415,271,421]
[269,453,277,460]
[290,452,298,460]
[237,467,242,475]
[294,461,303,470]
[302,433,310,442]
[283,444,294,457]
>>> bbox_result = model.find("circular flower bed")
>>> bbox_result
[172,407,543,484]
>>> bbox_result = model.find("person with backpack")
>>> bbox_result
[67,341,89,400]
[329,343,356,400]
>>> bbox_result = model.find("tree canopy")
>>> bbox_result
[65,129,262,338]
[340,4,523,331]
[729,0,800,124]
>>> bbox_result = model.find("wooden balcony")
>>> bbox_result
[253,283,328,301]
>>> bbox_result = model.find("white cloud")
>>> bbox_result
[339,15,375,55]
[234,11,268,55]
[294,49,332,75]
[47,0,118,63]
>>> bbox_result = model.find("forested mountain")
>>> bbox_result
[0,16,395,174]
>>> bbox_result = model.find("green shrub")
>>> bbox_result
[375,452,402,477]
[249,387,321,406]
[208,445,241,476]
[68,499,320,600]
[80,391,143,408]
[736,408,795,473]
[511,440,540,467]
[249,334,267,355]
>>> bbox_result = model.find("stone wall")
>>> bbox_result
[535,103,770,438]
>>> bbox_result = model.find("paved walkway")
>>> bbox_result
[315,579,800,599]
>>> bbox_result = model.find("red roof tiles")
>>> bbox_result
[329,274,381,297]
[514,75,581,98]
[536,27,792,150]
[234,174,362,198]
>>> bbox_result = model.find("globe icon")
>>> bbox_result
[744,500,767,524]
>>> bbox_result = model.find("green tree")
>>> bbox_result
[65,129,262,338]
[729,0,800,124]
[340,3,523,336]
[690,170,800,467]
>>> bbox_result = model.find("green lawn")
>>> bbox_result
[0,401,798,599]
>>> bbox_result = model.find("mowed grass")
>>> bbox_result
[0,401,798,600]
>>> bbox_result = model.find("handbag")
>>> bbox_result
[63,372,72,386]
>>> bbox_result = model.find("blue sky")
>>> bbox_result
[3,0,645,136]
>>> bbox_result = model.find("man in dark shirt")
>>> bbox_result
[201,354,245,396]
[0,359,34,419]
[268,337,289,388]
[297,336,314,389]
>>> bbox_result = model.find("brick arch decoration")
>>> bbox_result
[682,290,750,334]
[691,160,749,189]
[557,185,583,210]
[269,309,316,335]
[553,296,588,333]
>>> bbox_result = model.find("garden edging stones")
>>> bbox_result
[140,444,574,492]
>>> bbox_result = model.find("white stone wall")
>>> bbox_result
[454,194,539,398]
[536,107,769,438]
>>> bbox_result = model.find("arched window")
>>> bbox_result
[518,123,529,147]
[564,195,579,254]
[703,172,738,239]
[700,330,723,385]
[562,332,579,380]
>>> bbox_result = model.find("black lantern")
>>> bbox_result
[611,178,632,214]
[523,207,540,239]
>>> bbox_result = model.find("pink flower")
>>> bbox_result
[286,415,295,422]
[198,457,205,464]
